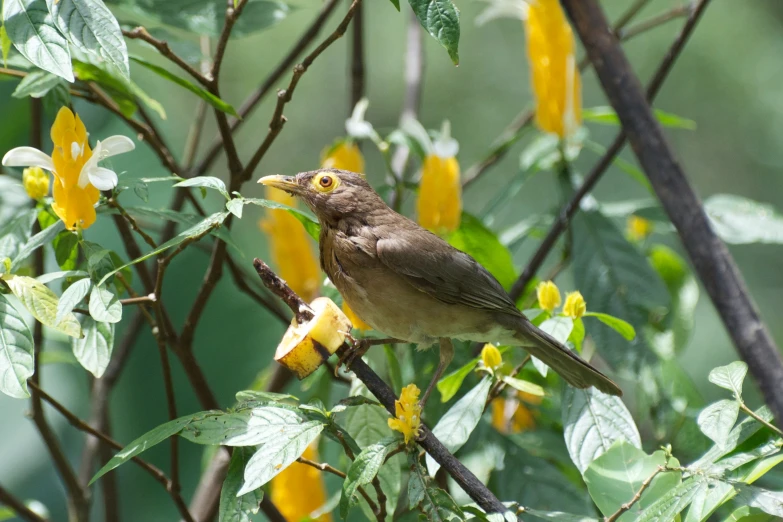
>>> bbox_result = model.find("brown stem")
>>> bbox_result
[739,402,783,437]
[241,0,363,184]
[191,0,340,177]
[123,27,210,86]
[563,0,783,426]
[350,2,365,108]
[252,259,509,513]
[510,0,710,300]
[604,466,664,522]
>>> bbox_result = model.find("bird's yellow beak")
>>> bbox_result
[257,174,302,194]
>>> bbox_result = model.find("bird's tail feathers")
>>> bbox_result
[518,324,622,397]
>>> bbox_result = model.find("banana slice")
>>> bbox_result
[275,297,353,379]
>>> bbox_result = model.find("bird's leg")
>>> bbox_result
[337,336,405,373]
[420,338,455,407]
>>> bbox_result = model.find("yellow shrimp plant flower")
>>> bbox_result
[22,167,49,200]
[270,441,332,521]
[536,280,561,312]
[259,186,321,303]
[563,291,586,319]
[388,383,422,444]
[491,391,542,434]
[321,141,365,174]
[2,107,134,230]
[627,214,654,241]
[417,121,462,234]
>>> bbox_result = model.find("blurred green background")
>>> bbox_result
[2,0,783,520]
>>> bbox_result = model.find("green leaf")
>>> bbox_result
[635,477,709,522]
[388,0,400,10]
[709,361,748,398]
[242,198,320,240]
[36,270,88,285]
[51,0,129,77]
[407,0,460,64]
[340,404,403,515]
[0,294,34,398]
[584,441,681,520]
[53,230,79,270]
[104,0,290,38]
[180,407,304,446]
[174,177,229,199]
[572,210,670,371]
[71,316,113,378]
[10,219,64,270]
[99,212,228,286]
[501,376,544,396]
[408,455,427,509]
[130,55,238,116]
[88,284,122,324]
[697,399,740,448]
[447,213,516,290]
[4,275,81,338]
[522,509,598,522]
[569,317,585,353]
[2,0,74,81]
[426,376,492,476]
[226,198,244,219]
[91,414,204,484]
[533,316,573,377]
[0,25,11,67]
[705,194,783,244]
[81,241,115,283]
[734,485,783,518]
[56,277,91,323]
[235,390,298,403]
[11,69,62,97]
[721,506,775,522]
[691,406,774,470]
[237,421,324,495]
[0,209,36,262]
[562,387,641,474]
[340,437,399,518]
[583,312,635,341]
[582,106,696,130]
[219,447,263,522]
[437,358,478,403]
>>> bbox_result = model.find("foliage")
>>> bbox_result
[1,1,782,522]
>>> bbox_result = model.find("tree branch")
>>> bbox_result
[510,0,710,300]
[252,258,509,514]
[191,0,340,177]
[0,484,48,522]
[123,27,210,86]
[350,2,365,108]
[561,0,783,426]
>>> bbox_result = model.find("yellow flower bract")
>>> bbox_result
[270,442,332,521]
[388,383,422,444]
[536,280,561,312]
[563,291,586,319]
[524,0,582,138]
[481,344,503,370]
[22,167,49,200]
[260,187,321,303]
[50,107,100,230]
[321,141,365,174]
[627,215,653,241]
[491,391,543,434]
[417,154,462,234]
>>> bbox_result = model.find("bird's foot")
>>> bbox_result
[335,336,404,376]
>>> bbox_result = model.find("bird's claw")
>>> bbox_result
[335,334,371,373]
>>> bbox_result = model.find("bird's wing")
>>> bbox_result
[375,227,520,314]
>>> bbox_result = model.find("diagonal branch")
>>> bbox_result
[252,259,509,514]
[0,484,48,522]
[561,0,783,427]
[510,0,708,300]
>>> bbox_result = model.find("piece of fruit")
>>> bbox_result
[274,297,352,379]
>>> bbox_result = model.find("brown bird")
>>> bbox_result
[259,169,621,403]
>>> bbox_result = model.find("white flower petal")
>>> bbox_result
[2,147,55,172]
[70,142,81,160]
[99,136,135,158]
[88,167,118,191]
[78,142,102,188]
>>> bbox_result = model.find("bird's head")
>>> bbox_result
[257,168,386,225]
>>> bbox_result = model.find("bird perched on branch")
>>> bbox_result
[258,169,621,403]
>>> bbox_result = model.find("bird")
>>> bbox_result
[258,168,622,403]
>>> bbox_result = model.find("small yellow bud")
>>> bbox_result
[563,291,586,319]
[536,280,561,312]
[388,383,422,444]
[22,167,49,200]
[627,215,653,241]
[481,344,503,370]
[342,301,372,331]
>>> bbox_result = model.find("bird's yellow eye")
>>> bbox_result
[313,173,339,193]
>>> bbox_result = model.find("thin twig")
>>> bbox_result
[241,0,363,184]
[604,465,664,522]
[618,4,692,40]
[740,402,783,437]
[123,26,210,86]
[109,198,158,249]
[192,0,341,177]
[27,382,196,522]
[350,2,365,108]
[0,484,48,522]
[119,295,156,306]
[509,0,711,300]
